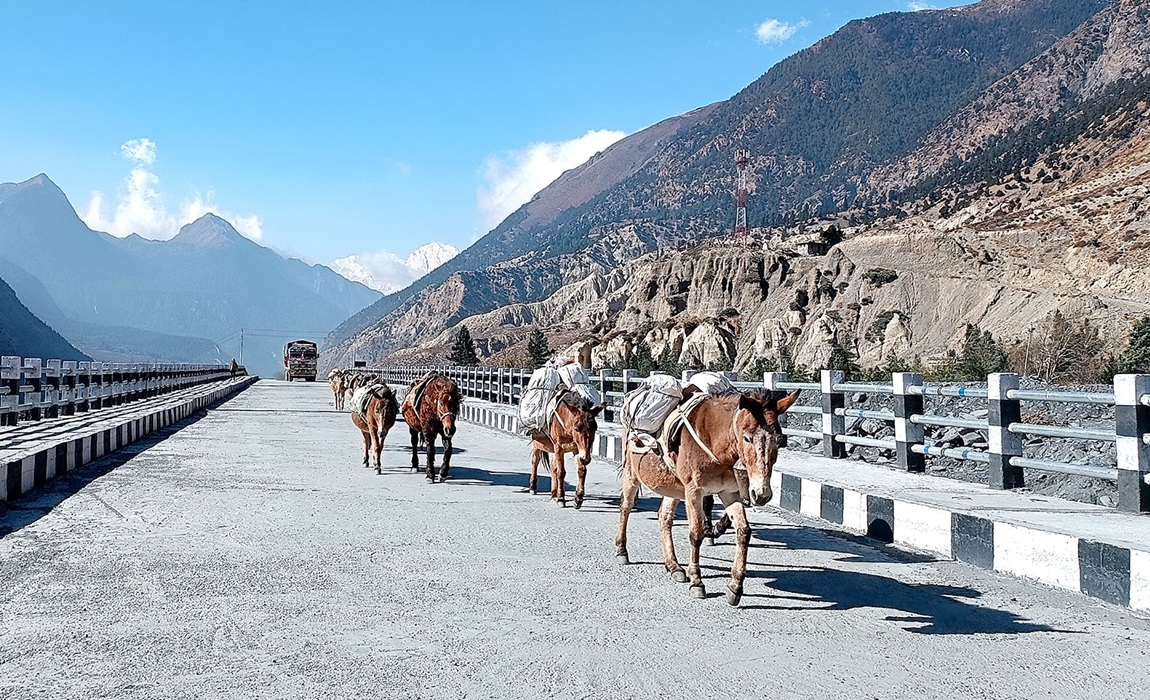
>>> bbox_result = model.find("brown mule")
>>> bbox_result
[350,382,399,474]
[528,393,603,509]
[330,370,348,410]
[615,389,799,606]
[402,373,462,482]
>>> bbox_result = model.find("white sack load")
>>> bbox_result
[684,371,738,398]
[622,373,684,435]
[518,367,565,433]
[555,362,603,406]
[349,384,383,415]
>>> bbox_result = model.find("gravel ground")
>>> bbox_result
[1,380,1148,700]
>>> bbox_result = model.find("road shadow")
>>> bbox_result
[740,564,1066,636]
[752,524,935,564]
[0,404,222,539]
[439,465,529,489]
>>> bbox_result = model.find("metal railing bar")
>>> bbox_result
[1007,422,1115,442]
[1008,456,1118,481]
[912,444,991,463]
[910,415,987,430]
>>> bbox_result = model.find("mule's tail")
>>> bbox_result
[540,452,551,471]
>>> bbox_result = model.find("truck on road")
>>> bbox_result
[283,340,318,381]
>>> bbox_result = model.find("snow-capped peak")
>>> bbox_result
[330,242,459,294]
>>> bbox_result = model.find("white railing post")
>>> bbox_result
[893,372,925,473]
[1114,374,1150,513]
[988,373,1024,489]
[821,369,846,458]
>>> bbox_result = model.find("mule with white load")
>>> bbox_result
[517,361,605,509]
[614,371,800,605]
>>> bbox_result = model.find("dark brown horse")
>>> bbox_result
[529,393,603,509]
[402,373,462,482]
[615,388,799,606]
[350,382,399,474]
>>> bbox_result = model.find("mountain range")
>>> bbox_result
[0,175,380,375]
[322,0,1150,372]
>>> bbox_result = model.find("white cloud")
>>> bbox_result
[755,18,809,44]
[82,138,263,242]
[120,138,156,164]
[477,129,626,228]
[331,242,459,294]
[908,2,938,10]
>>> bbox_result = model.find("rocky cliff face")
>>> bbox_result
[328,0,1150,373]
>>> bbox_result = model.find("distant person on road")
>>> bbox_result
[230,358,240,377]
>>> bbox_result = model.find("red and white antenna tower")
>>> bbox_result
[733,148,750,244]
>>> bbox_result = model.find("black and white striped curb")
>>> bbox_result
[2,376,257,503]
[459,401,1150,614]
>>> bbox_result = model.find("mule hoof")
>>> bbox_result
[707,537,717,547]
[671,569,688,584]
[616,553,630,565]
[689,585,706,599]
[375,468,382,475]
[574,496,584,510]
[557,500,567,508]
[529,488,537,496]
[725,590,742,607]
[425,476,435,483]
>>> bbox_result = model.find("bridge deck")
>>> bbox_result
[1,381,1148,699]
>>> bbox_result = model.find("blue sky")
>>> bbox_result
[0,0,968,286]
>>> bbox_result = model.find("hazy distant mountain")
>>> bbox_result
[0,273,87,360]
[0,175,381,375]
[324,0,1109,367]
[331,242,459,293]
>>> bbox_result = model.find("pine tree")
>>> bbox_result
[448,325,479,366]
[1116,316,1150,375]
[526,328,551,368]
[957,324,1008,380]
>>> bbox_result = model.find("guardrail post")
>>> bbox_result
[1,356,19,426]
[765,371,789,444]
[893,372,925,473]
[496,368,506,404]
[1114,374,1150,513]
[621,369,637,402]
[821,369,846,458]
[598,369,612,421]
[988,372,1024,489]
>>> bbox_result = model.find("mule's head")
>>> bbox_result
[557,394,604,467]
[435,382,462,438]
[734,389,800,506]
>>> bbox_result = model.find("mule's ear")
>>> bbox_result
[591,402,605,418]
[775,390,801,414]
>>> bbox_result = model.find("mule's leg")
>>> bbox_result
[553,450,567,507]
[409,428,420,472]
[361,429,371,468]
[439,435,452,482]
[684,483,707,599]
[614,462,640,563]
[373,426,384,475]
[424,431,437,482]
[574,458,588,510]
[529,448,541,495]
[702,494,716,545]
[719,491,751,607]
[659,497,687,583]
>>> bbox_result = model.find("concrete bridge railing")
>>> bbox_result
[1,355,244,426]
[365,365,1150,514]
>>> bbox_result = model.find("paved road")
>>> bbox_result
[1,380,1148,699]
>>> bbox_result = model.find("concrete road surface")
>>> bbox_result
[2,380,1148,699]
